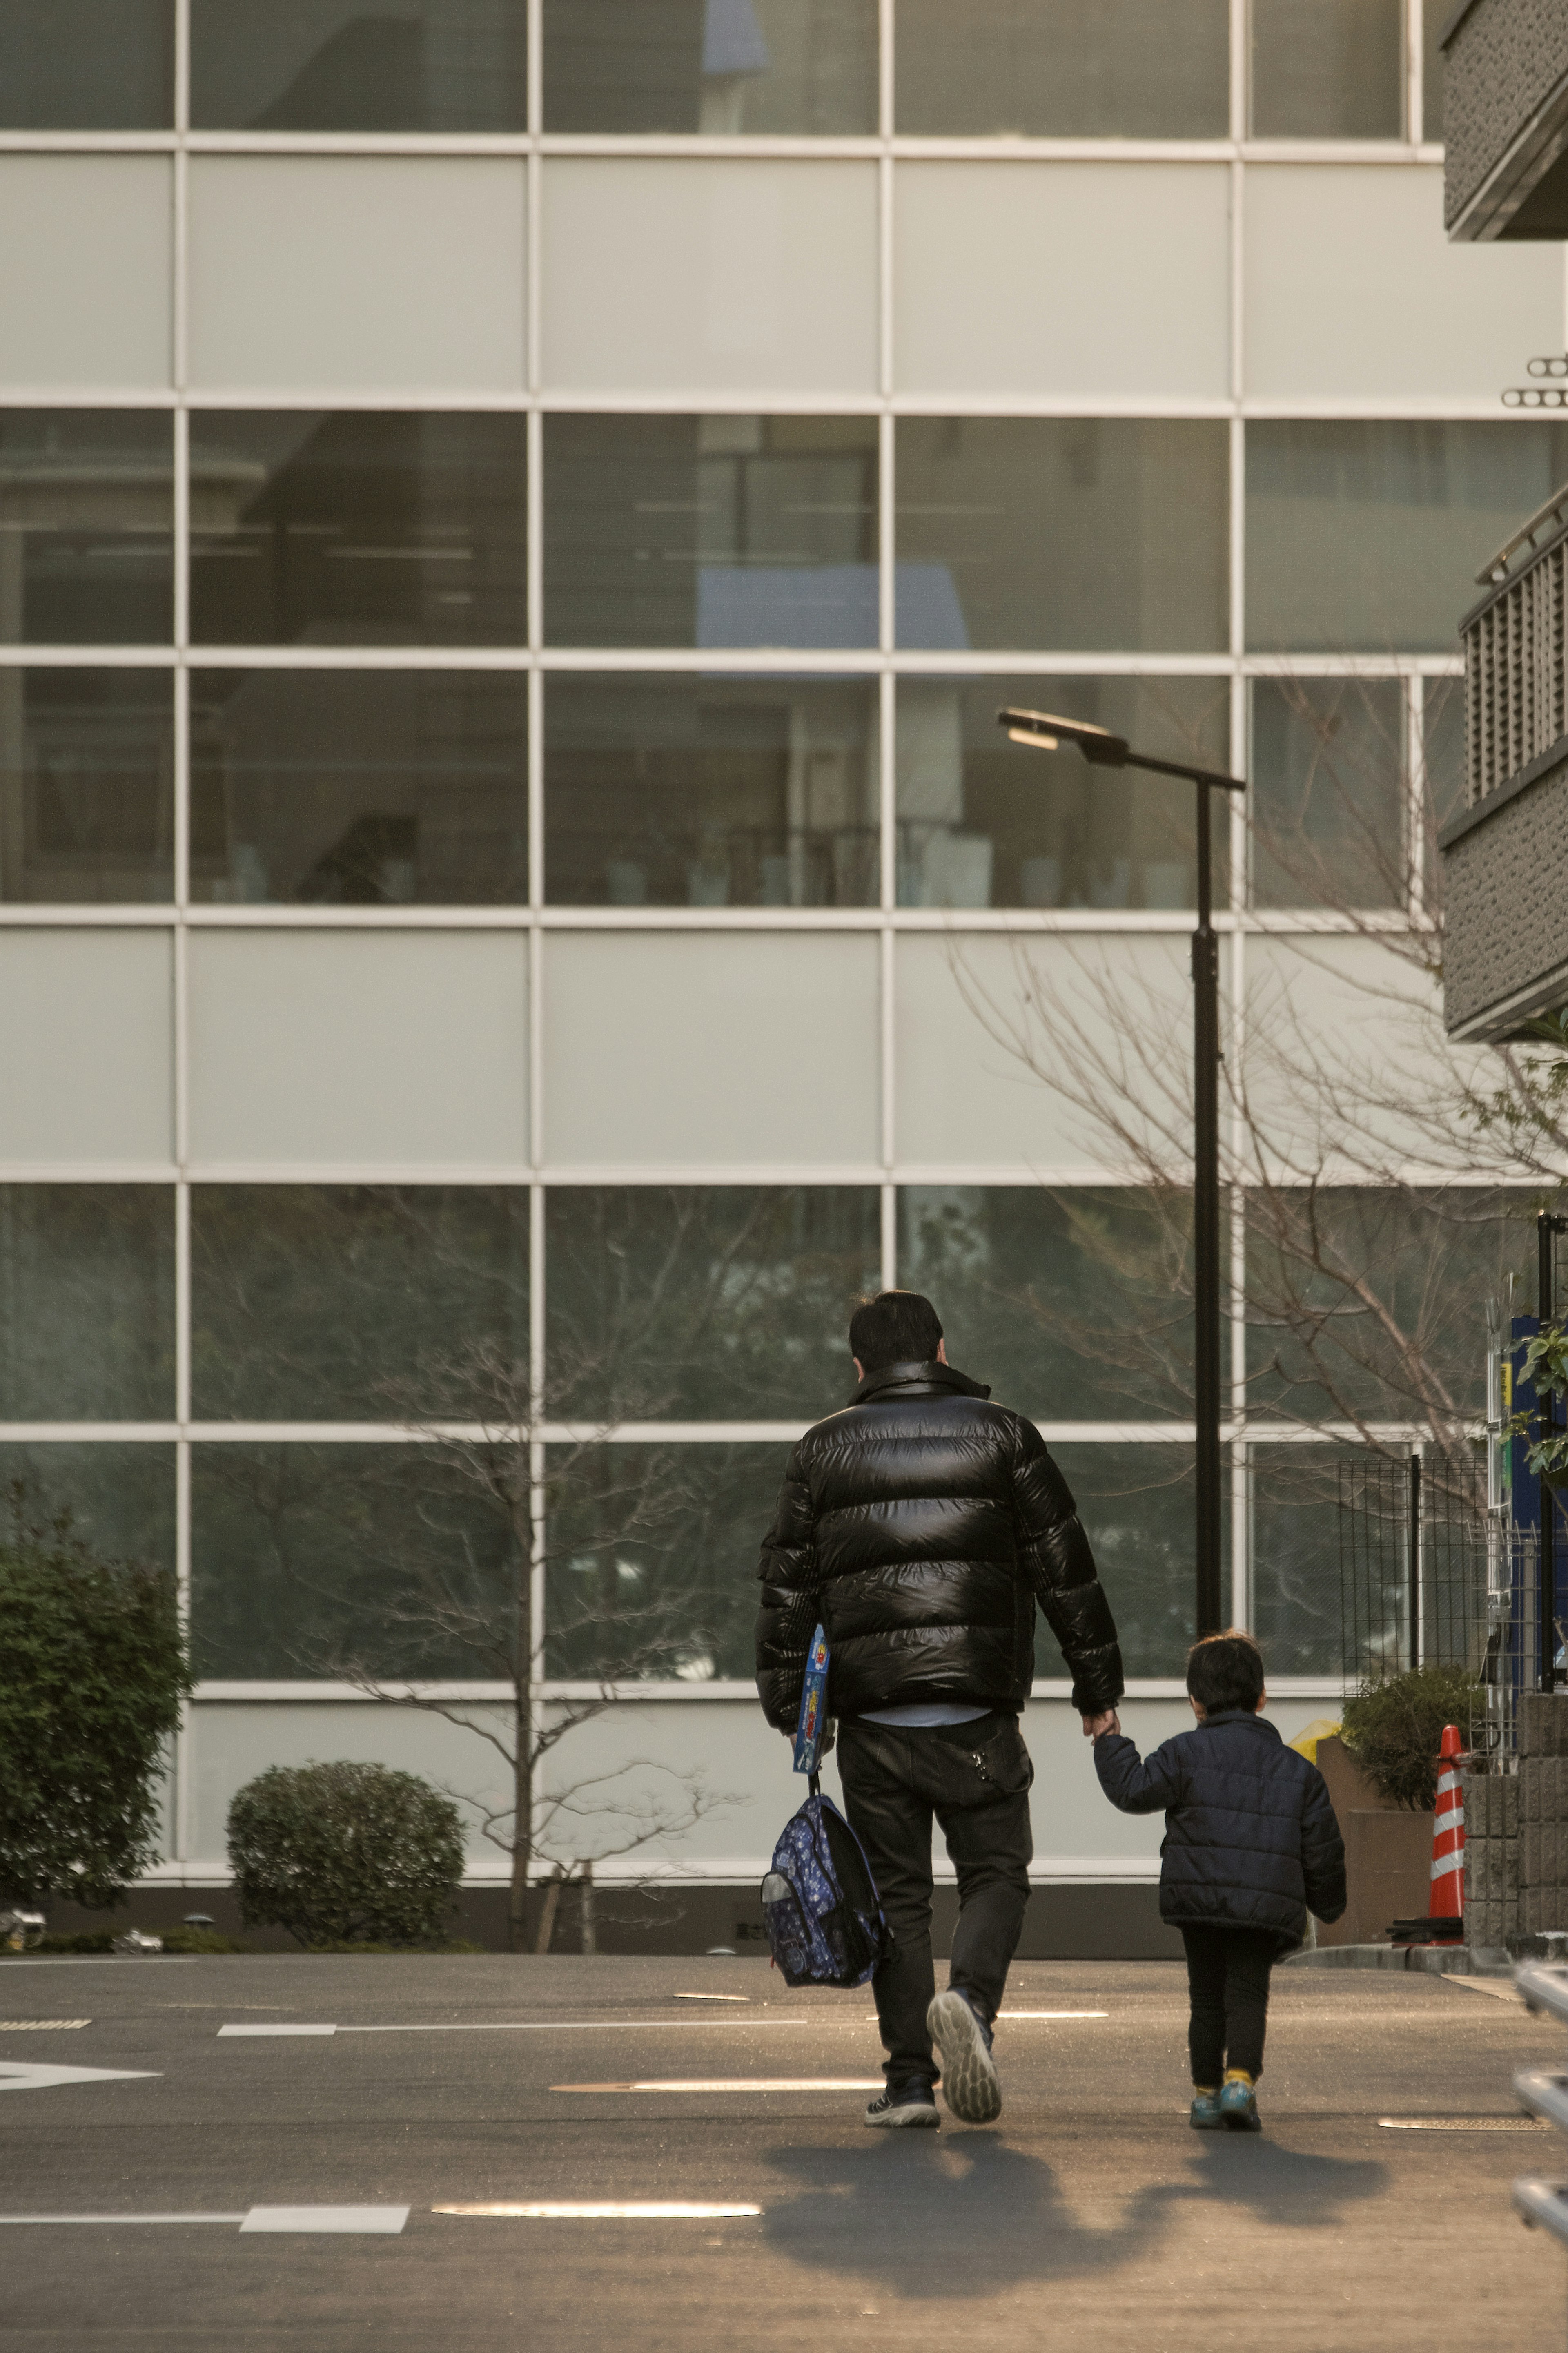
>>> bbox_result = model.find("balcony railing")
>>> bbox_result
[1441,493,1568,1041]
[1464,484,1568,808]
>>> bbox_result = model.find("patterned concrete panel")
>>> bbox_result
[1441,744,1568,1034]
[1444,0,1568,232]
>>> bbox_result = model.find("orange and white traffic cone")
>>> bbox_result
[1430,1723,1466,1926]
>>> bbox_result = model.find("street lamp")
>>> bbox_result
[998,705,1246,1639]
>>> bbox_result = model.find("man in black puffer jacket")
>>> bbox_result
[1095,1628,1346,2134]
[755,1289,1123,2130]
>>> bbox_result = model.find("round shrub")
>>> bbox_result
[1341,1665,1484,1811]
[227,1762,465,1948]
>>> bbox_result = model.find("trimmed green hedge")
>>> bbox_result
[1341,1665,1483,1811]
[227,1762,465,1947]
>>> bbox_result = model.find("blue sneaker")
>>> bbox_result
[927,1988,1001,2125]
[864,2082,939,2129]
[1219,2077,1261,2132]
[1189,2088,1223,2130]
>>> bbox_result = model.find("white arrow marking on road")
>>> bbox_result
[0,2061,158,2092]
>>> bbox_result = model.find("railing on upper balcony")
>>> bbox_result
[1464,481,1568,808]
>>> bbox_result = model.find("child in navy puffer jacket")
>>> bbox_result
[1093,1629,1346,2133]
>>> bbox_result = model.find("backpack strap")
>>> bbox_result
[808,1770,820,1798]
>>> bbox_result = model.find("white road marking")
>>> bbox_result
[0,2213,245,2227]
[1445,1977,1522,2004]
[672,1993,749,2004]
[434,2202,761,2219]
[860,2010,1107,2022]
[0,2207,407,2231]
[0,1959,192,1968]
[219,2024,337,2038]
[0,2061,158,2092]
[1377,2116,1545,2130]
[219,2019,810,2039]
[553,2078,884,2094]
[240,2207,409,2234]
[0,2021,90,2031]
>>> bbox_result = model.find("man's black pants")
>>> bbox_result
[1180,1923,1276,2084]
[836,1712,1033,2093]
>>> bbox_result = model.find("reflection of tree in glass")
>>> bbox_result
[546,1185,878,1423]
[947,673,1565,1674]
[190,1184,869,1947]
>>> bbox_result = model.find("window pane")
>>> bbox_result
[189,670,526,906]
[191,1441,516,1678]
[897,675,1229,910]
[188,413,526,647]
[1250,0,1403,138]
[895,0,1228,136]
[1421,0,1444,143]
[543,0,875,132]
[1050,1445,1212,1679]
[191,1186,529,1421]
[1246,421,1568,653]
[1245,1189,1528,1425]
[190,0,526,131]
[898,1187,1207,1421]
[546,1187,880,1421]
[1420,673,1466,904]
[544,1440,780,1680]
[896,418,1228,653]
[1422,676,1466,831]
[0,412,172,645]
[0,1442,175,1572]
[545,676,877,908]
[543,414,878,649]
[0,1187,174,1418]
[0,671,173,904]
[1249,1444,1355,1675]
[0,0,172,129]
[1250,678,1404,909]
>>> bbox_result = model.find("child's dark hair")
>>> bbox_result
[1186,1629,1265,1713]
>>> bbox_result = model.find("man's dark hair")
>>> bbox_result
[1186,1630,1265,1714]
[849,1290,944,1372]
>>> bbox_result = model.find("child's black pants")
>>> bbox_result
[1180,1924,1276,2082]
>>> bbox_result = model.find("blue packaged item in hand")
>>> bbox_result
[793,1623,831,1775]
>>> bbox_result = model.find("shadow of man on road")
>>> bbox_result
[758,2126,1385,2303]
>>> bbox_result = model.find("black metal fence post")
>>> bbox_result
[1408,1452,1421,1675]
[1541,1211,1567,1693]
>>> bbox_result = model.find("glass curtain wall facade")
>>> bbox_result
[0,0,1558,1884]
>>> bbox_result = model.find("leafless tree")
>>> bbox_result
[945,676,1568,1492]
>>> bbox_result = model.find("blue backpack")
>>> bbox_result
[761,1773,889,1989]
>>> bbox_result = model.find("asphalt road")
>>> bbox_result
[0,1952,1562,2352]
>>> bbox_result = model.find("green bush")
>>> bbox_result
[1341,1665,1483,1811]
[227,1762,465,1947]
[159,1925,245,1954]
[0,1497,191,1909]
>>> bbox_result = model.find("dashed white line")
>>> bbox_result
[552,2078,884,2094]
[434,2201,761,2219]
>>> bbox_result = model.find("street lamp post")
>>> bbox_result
[998,706,1247,1639]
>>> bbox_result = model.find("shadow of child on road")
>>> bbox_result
[757,2127,1385,2302]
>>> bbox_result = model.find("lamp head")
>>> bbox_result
[998,706,1130,767]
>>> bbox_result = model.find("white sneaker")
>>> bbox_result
[927,1989,1001,2125]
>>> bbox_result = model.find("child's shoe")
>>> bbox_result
[1189,2086,1223,2130]
[1219,2071,1261,2131]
